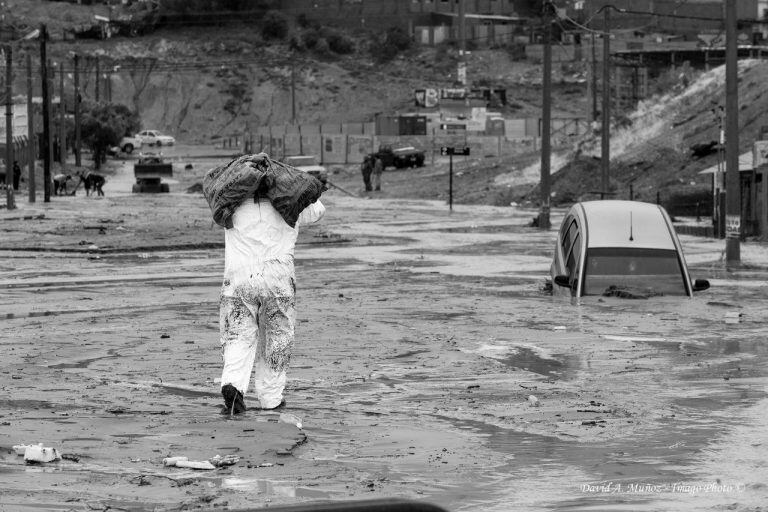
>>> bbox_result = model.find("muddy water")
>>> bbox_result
[1,197,767,511]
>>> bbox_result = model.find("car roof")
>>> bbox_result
[577,200,676,250]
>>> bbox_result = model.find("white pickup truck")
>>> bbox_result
[114,136,142,154]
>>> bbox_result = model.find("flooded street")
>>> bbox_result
[1,189,767,511]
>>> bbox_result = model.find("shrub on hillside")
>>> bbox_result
[299,27,355,54]
[371,26,411,62]
[327,31,355,54]
[262,10,289,40]
[302,27,321,49]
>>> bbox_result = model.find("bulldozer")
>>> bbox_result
[133,153,172,193]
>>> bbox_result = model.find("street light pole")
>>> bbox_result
[725,0,741,265]
[539,4,553,229]
[601,7,611,199]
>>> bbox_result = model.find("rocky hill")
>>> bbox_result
[8,0,767,212]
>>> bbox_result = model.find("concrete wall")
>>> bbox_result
[232,117,588,164]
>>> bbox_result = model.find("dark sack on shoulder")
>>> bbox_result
[202,154,269,229]
[202,153,324,229]
[263,159,324,228]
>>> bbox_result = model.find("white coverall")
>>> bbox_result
[219,197,325,409]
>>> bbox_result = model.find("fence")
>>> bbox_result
[218,118,589,165]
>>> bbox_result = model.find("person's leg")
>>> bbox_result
[374,171,381,191]
[219,284,259,414]
[252,268,296,409]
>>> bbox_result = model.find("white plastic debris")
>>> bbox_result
[279,412,303,429]
[12,444,36,456]
[527,395,540,407]
[210,454,239,467]
[552,325,566,331]
[174,460,216,470]
[724,311,742,324]
[163,456,189,467]
[23,444,61,463]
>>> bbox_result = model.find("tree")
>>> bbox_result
[79,102,141,169]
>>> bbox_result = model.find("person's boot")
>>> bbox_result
[221,384,246,415]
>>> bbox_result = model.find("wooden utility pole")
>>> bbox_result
[40,24,51,202]
[59,61,65,164]
[539,7,552,230]
[591,32,598,122]
[291,60,296,125]
[95,56,100,102]
[725,0,741,264]
[601,8,611,199]
[5,45,14,210]
[27,53,35,203]
[74,53,81,167]
[47,60,54,175]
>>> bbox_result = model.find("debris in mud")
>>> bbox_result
[106,406,126,414]
[163,456,189,466]
[160,334,171,339]
[724,311,742,324]
[164,454,240,469]
[279,412,303,429]
[527,395,540,407]
[165,457,216,470]
[210,454,239,467]
[14,443,61,463]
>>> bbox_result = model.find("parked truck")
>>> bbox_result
[132,154,172,193]
[371,145,425,169]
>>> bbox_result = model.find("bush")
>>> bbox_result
[262,10,289,40]
[302,27,320,49]
[371,26,411,62]
[314,37,330,56]
[327,31,355,54]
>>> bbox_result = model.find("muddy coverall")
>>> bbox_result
[219,197,325,409]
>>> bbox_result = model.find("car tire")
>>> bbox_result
[160,183,170,193]
[123,144,134,154]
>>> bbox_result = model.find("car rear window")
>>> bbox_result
[583,247,687,296]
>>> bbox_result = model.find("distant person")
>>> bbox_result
[80,172,106,197]
[372,155,383,192]
[361,155,373,192]
[53,173,72,196]
[12,161,21,191]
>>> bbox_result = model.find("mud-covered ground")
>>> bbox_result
[1,148,768,511]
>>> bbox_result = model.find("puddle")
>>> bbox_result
[425,224,530,234]
[151,383,219,398]
[221,477,339,499]
[496,347,574,379]
[49,350,120,370]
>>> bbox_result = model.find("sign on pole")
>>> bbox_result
[440,147,470,212]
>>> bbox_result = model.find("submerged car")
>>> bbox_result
[550,200,710,298]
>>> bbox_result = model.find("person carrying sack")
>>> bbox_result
[203,153,326,414]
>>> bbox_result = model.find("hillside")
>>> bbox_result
[8,0,767,212]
